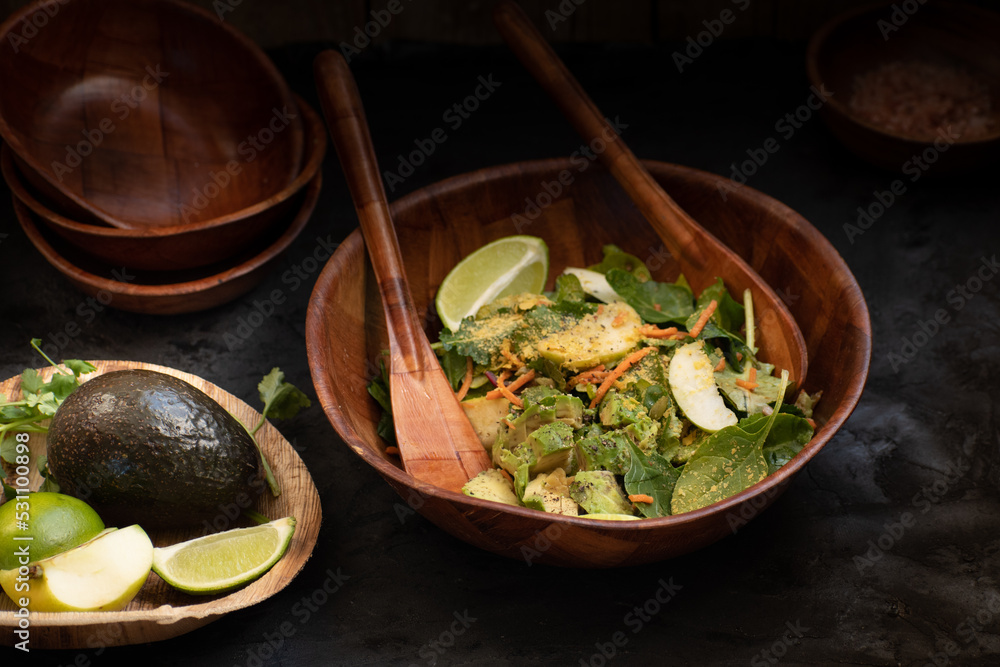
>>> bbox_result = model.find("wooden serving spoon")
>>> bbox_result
[493,0,809,386]
[313,50,492,493]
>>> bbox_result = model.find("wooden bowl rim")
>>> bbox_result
[12,170,321,298]
[805,0,1000,146]
[307,157,872,532]
[0,0,307,231]
[0,95,326,239]
[0,360,322,644]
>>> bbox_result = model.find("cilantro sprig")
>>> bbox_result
[249,368,312,497]
[1,340,95,496]
[0,340,95,472]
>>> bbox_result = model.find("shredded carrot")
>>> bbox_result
[714,356,726,372]
[653,303,662,311]
[500,469,513,483]
[737,352,743,361]
[629,493,655,504]
[687,299,718,338]
[612,311,627,327]
[735,379,759,391]
[748,367,757,383]
[500,342,524,368]
[486,369,536,399]
[455,357,474,400]
[669,332,690,340]
[806,418,817,429]
[385,446,400,456]
[589,347,655,409]
[596,304,604,316]
[639,325,679,339]
[497,382,523,408]
[491,370,523,408]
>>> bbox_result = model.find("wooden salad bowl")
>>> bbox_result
[807,1,1000,172]
[1,96,326,272]
[0,361,322,649]
[306,158,872,568]
[0,0,304,230]
[12,170,321,315]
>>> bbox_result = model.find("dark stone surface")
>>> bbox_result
[2,39,999,666]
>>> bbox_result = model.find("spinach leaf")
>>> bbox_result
[588,244,652,281]
[670,373,791,514]
[551,273,587,303]
[696,277,745,334]
[760,413,814,473]
[439,348,471,391]
[714,365,787,415]
[605,269,694,324]
[624,441,679,518]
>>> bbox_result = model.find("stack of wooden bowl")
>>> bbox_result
[0,0,325,314]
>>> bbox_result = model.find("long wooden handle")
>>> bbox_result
[493,0,708,271]
[313,50,429,373]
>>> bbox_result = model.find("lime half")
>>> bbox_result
[152,516,295,595]
[435,235,549,331]
[0,492,105,570]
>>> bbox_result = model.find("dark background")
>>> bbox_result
[2,0,1000,665]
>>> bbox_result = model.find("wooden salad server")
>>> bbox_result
[493,0,809,386]
[313,50,491,492]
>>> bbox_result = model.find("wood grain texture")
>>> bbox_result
[10,169,321,315]
[0,0,303,230]
[0,361,322,648]
[305,157,871,568]
[312,50,491,493]
[0,96,326,272]
[494,0,808,388]
[806,1,1000,172]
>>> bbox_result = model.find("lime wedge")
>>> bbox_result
[435,235,549,331]
[152,517,295,594]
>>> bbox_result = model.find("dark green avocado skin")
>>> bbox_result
[46,370,266,528]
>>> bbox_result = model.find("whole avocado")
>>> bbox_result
[46,369,266,528]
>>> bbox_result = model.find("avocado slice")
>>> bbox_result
[460,396,510,452]
[522,470,579,516]
[46,370,266,528]
[570,470,634,516]
[462,469,519,506]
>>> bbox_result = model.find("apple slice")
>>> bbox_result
[669,342,738,432]
[536,300,643,371]
[562,267,618,303]
[0,524,153,612]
